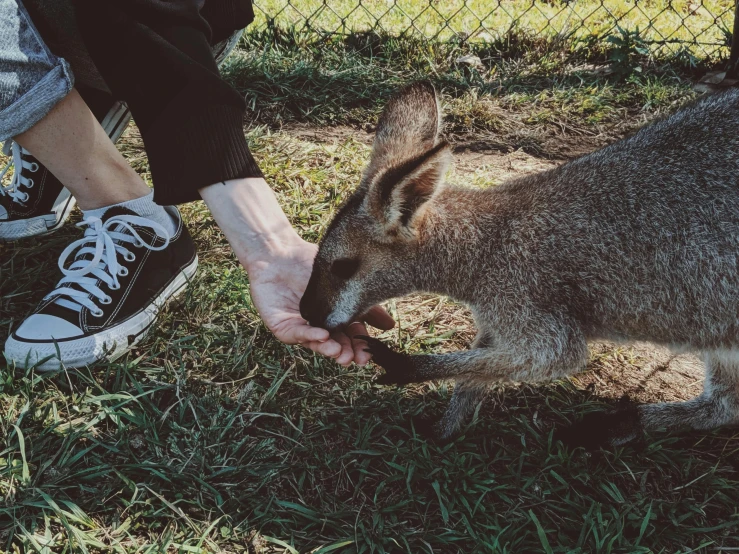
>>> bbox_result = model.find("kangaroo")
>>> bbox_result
[299,81,739,447]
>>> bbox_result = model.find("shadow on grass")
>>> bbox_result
[1,182,738,552]
[223,26,703,158]
[0,28,736,551]
[2,353,738,552]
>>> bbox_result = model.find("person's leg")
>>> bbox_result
[15,88,151,212]
[0,2,134,239]
[0,0,76,239]
[0,89,132,241]
[73,0,263,206]
[14,88,149,209]
[0,20,243,242]
[5,87,195,370]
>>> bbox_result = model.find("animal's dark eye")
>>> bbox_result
[330,258,360,279]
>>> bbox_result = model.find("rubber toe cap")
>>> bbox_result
[13,314,84,341]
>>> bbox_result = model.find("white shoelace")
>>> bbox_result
[0,141,39,204]
[45,215,171,316]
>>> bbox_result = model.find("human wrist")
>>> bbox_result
[240,229,306,276]
[199,177,304,272]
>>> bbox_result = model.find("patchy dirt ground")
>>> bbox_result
[293,123,705,406]
[390,293,704,406]
[578,342,703,403]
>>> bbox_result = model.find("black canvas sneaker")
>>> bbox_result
[0,142,76,241]
[5,206,198,370]
[0,96,131,242]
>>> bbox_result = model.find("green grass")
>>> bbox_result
[2,25,739,554]
[224,27,697,157]
[251,0,736,58]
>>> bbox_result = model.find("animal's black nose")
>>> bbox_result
[300,273,330,328]
[299,291,322,327]
[299,303,313,324]
[303,303,327,329]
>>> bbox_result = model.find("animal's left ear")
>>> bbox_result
[364,140,452,239]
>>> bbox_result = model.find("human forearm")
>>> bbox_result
[199,177,303,272]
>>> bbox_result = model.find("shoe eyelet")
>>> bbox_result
[100,295,112,305]
[118,267,129,277]
[21,192,29,202]
[25,179,34,188]
[92,308,104,318]
[109,282,121,290]
[29,163,39,172]
[124,252,136,262]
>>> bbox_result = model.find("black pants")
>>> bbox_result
[71,0,263,205]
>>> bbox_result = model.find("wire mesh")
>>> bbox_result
[251,0,736,59]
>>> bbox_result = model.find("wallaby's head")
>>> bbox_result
[300,81,452,330]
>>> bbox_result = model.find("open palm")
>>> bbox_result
[248,240,394,365]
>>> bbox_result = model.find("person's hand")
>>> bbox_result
[200,177,394,365]
[247,239,394,365]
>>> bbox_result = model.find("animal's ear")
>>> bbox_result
[366,81,442,175]
[364,141,452,238]
[361,81,448,239]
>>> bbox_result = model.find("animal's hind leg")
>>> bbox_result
[639,351,739,433]
[558,351,739,448]
[426,381,486,442]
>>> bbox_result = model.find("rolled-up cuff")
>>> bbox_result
[0,59,74,141]
[146,101,263,206]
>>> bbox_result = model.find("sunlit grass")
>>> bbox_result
[253,0,735,58]
[2,21,738,553]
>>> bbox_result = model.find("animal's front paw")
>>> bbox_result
[356,335,417,385]
[555,408,641,450]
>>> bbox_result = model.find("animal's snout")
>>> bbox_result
[299,294,322,328]
[299,275,330,329]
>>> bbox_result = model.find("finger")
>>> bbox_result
[332,331,355,367]
[362,305,396,330]
[345,321,369,339]
[302,339,342,358]
[353,337,372,365]
[280,324,331,345]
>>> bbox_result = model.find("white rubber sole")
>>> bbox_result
[5,256,198,371]
[214,29,244,66]
[0,188,76,242]
[100,101,132,144]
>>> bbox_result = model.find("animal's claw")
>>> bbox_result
[355,335,418,385]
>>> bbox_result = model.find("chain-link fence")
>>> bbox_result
[252,0,737,60]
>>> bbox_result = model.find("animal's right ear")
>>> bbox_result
[365,81,442,176]
[363,140,451,239]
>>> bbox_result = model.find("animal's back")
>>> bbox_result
[491,89,739,348]
[309,80,739,445]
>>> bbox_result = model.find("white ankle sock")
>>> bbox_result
[83,192,178,237]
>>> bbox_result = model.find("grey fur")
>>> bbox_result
[301,81,739,445]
